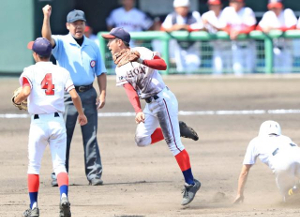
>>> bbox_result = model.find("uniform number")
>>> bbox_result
[41,73,55,95]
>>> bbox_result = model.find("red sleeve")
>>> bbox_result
[239,25,256,34]
[22,77,30,87]
[123,83,142,113]
[280,25,296,32]
[256,25,263,31]
[142,55,167,70]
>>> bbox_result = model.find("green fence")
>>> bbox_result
[98,30,300,75]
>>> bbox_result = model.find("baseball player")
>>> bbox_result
[42,5,106,187]
[161,0,203,73]
[13,37,87,217]
[102,27,200,206]
[257,0,297,73]
[202,0,231,74]
[234,120,300,203]
[219,0,256,75]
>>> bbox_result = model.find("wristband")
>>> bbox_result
[137,58,144,64]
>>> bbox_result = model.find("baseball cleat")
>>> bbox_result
[22,207,39,217]
[59,197,71,217]
[179,121,199,141]
[89,178,103,186]
[288,185,299,196]
[181,179,201,206]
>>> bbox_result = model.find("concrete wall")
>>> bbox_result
[0,0,34,73]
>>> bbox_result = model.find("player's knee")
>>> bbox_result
[28,163,41,174]
[135,135,151,147]
[53,163,67,175]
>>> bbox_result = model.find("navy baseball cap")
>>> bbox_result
[27,37,52,57]
[101,27,131,44]
[67,9,86,23]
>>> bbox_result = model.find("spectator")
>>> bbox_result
[161,0,203,73]
[257,0,297,73]
[42,5,107,186]
[220,0,256,75]
[294,17,300,67]
[106,0,153,32]
[202,0,231,75]
[84,25,100,47]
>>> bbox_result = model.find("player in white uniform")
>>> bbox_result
[220,0,256,75]
[13,37,87,217]
[102,27,200,206]
[106,0,153,32]
[161,0,203,73]
[257,0,297,73]
[234,121,300,203]
[202,0,231,75]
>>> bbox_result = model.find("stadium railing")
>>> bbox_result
[98,30,300,75]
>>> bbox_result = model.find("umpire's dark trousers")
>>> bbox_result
[64,87,102,181]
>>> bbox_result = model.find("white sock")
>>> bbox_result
[32,202,37,209]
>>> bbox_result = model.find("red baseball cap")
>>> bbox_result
[268,0,283,9]
[208,0,222,5]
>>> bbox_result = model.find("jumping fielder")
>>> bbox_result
[102,27,200,205]
[234,121,300,203]
[12,37,87,217]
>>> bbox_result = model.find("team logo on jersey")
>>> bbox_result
[90,60,96,68]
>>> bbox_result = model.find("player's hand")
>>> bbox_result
[42,4,52,18]
[135,112,145,124]
[233,194,244,204]
[78,114,88,126]
[96,93,106,109]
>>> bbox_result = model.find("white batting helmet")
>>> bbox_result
[258,120,281,136]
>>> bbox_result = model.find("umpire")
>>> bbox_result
[42,5,107,186]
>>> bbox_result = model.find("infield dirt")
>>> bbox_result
[0,75,300,217]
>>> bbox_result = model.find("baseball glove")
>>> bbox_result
[11,87,27,110]
[113,49,141,67]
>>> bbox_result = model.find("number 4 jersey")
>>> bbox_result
[19,62,75,115]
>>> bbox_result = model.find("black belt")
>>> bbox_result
[145,95,159,103]
[75,84,93,92]
[34,112,60,119]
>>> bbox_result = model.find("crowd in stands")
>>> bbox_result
[88,0,300,74]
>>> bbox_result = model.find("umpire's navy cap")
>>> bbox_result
[101,27,131,44]
[67,9,86,23]
[27,37,52,57]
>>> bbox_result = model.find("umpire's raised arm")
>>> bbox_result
[42,4,56,47]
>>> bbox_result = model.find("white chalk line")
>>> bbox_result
[1,109,300,118]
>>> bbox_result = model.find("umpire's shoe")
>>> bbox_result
[59,197,71,217]
[23,207,39,217]
[179,121,199,141]
[51,172,58,187]
[182,179,201,205]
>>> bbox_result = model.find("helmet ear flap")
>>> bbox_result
[258,120,281,136]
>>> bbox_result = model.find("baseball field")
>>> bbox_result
[1,75,300,217]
